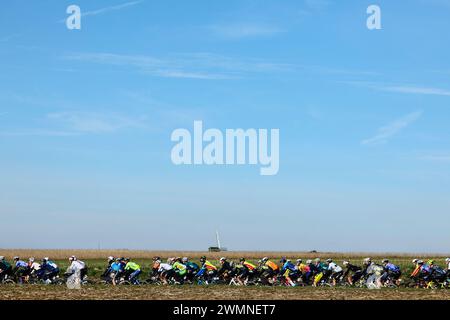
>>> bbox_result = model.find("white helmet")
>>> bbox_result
[412,259,419,264]
[108,256,114,262]
[343,261,349,266]
[296,259,302,263]
[445,258,450,263]
[69,255,77,261]
[29,257,35,263]
[306,259,312,264]
[0,256,4,261]
[182,257,189,263]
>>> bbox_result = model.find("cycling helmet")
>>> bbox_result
[445,258,450,263]
[69,256,76,261]
[280,257,287,263]
[314,258,321,263]
[239,258,246,262]
[200,256,206,262]
[382,259,389,264]
[107,256,114,262]
[220,257,227,262]
[417,260,424,265]
[427,260,434,265]
[363,257,372,264]
[29,257,35,263]
[326,258,332,263]
[153,256,161,261]
[124,257,130,262]
[0,256,4,261]
[262,257,269,262]
[13,256,19,260]
[182,257,189,263]
[412,259,418,264]
[343,261,349,266]
[296,259,302,264]
[43,257,49,262]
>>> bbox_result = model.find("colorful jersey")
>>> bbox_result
[243,261,256,271]
[125,262,140,271]
[265,260,279,271]
[203,261,217,271]
[186,262,200,271]
[15,260,28,268]
[281,261,297,273]
[298,263,310,273]
[42,261,58,272]
[384,263,400,273]
[111,262,124,272]
[173,262,187,275]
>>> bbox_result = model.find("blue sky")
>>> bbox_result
[1,0,450,252]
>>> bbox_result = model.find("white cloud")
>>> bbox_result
[382,85,450,96]
[209,23,285,39]
[59,1,143,22]
[47,112,148,134]
[361,111,423,146]
[64,52,294,79]
[344,81,450,97]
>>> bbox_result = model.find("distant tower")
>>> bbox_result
[216,230,221,249]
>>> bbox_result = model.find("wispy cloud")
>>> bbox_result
[209,23,285,39]
[47,112,148,134]
[58,1,143,22]
[64,52,295,79]
[361,111,423,146]
[344,81,450,97]
[381,85,450,96]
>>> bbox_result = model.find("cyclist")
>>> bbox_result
[124,258,141,284]
[326,259,343,286]
[37,257,60,283]
[172,257,187,283]
[312,258,328,286]
[237,258,257,285]
[381,259,401,286]
[67,256,88,281]
[364,258,384,289]
[295,259,311,284]
[0,256,13,282]
[196,256,218,283]
[12,257,30,283]
[217,257,234,281]
[182,257,200,282]
[158,259,175,284]
[259,257,279,284]
[28,257,41,276]
[428,260,447,284]
[342,261,363,285]
[101,256,115,280]
[280,257,298,286]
